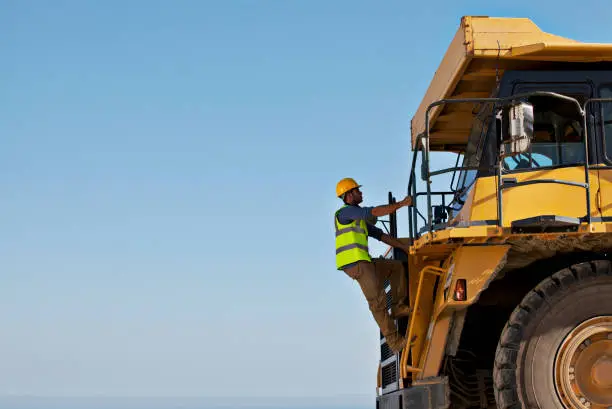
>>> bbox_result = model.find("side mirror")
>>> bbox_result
[499,101,534,157]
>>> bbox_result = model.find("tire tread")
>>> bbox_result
[493,258,611,409]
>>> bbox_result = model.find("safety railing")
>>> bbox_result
[407,92,612,239]
[399,265,446,379]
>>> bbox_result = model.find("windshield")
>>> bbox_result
[448,103,496,211]
[449,165,477,211]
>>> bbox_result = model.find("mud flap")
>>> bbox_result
[376,377,450,409]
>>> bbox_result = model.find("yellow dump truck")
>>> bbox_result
[375,16,612,409]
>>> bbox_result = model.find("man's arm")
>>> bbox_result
[337,195,413,226]
[379,233,410,254]
[365,222,384,240]
[370,195,413,217]
[366,223,410,255]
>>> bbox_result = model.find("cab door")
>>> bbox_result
[499,79,601,225]
[592,84,612,221]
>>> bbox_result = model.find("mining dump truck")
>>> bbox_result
[374,16,612,409]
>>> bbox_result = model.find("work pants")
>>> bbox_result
[343,260,407,351]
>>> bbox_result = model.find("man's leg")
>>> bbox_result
[374,260,412,318]
[346,261,406,353]
[387,263,412,318]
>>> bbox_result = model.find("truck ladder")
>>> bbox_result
[399,265,447,380]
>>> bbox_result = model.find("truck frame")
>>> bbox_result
[375,16,612,409]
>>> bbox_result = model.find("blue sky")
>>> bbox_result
[1,0,612,404]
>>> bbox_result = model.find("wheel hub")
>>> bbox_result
[555,316,612,409]
[592,357,612,388]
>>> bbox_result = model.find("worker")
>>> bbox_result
[334,177,414,353]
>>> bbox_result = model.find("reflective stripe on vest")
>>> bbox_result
[335,206,371,270]
[335,225,367,237]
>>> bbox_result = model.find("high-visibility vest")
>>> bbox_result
[335,206,371,270]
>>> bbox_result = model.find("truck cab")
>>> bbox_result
[445,69,611,233]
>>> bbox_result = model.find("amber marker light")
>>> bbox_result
[453,279,467,301]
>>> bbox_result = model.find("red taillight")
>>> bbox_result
[454,279,467,301]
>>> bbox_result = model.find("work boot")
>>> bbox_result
[386,334,407,354]
[391,303,413,319]
[387,334,418,354]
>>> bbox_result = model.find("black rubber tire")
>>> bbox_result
[493,259,612,409]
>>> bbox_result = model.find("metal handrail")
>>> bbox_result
[410,92,606,237]
[582,97,612,223]
[399,265,446,379]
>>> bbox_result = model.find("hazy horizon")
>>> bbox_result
[0,395,372,409]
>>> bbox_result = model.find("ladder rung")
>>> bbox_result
[404,365,422,373]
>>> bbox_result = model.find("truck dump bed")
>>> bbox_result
[412,16,612,151]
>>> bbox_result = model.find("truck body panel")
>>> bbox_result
[411,16,612,151]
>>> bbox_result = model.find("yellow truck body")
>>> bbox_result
[375,16,612,409]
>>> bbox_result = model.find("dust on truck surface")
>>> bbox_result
[375,16,612,409]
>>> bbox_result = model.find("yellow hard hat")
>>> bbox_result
[336,177,361,197]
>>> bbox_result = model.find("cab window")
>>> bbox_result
[503,95,586,171]
[600,85,612,160]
